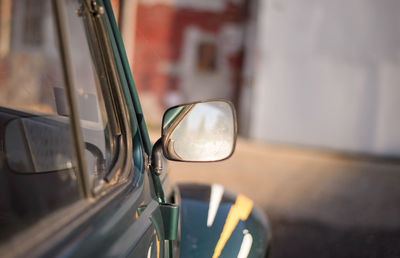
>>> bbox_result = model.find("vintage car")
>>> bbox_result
[0,0,270,257]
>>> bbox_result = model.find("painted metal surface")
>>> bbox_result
[175,184,270,258]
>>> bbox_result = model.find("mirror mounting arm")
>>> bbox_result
[151,138,164,176]
[149,138,166,204]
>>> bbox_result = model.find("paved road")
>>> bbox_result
[164,136,400,258]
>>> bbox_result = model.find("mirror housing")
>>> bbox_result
[160,99,237,162]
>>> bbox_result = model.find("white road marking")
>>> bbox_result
[237,230,253,258]
[207,184,224,227]
[147,243,152,258]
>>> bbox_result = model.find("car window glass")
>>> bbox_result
[63,0,119,186]
[0,0,81,241]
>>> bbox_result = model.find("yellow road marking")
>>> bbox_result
[155,229,160,258]
[212,194,253,258]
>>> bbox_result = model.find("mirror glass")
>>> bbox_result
[162,100,236,162]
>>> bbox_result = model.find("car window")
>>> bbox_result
[0,0,81,241]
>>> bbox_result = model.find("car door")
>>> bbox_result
[0,0,164,257]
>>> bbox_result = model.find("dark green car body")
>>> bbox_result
[0,0,270,257]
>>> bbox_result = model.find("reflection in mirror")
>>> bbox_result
[162,100,236,162]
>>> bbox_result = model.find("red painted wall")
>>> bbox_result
[132,2,247,106]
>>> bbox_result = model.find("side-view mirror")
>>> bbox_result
[161,99,237,162]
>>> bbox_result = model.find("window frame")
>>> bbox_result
[72,0,135,196]
[58,0,136,197]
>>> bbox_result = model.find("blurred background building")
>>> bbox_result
[111,0,400,157]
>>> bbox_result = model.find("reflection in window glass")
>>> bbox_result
[0,0,81,242]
